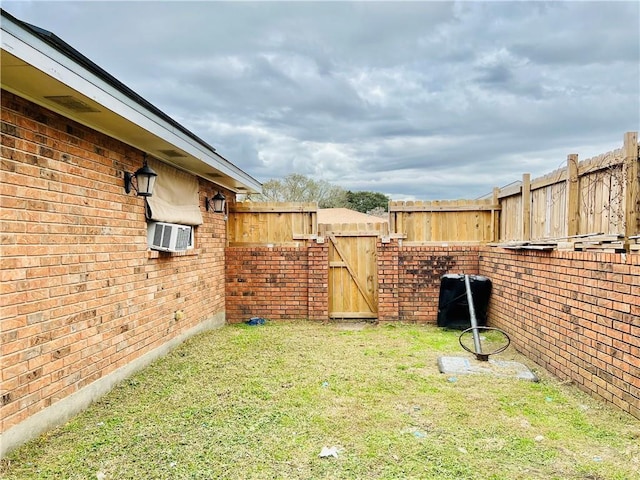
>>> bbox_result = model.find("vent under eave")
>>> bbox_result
[158,149,187,158]
[44,95,100,113]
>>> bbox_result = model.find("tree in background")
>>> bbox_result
[247,174,389,213]
[250,174,348,208]
[346,190,389,213]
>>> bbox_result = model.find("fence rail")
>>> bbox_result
[318,222,389,237]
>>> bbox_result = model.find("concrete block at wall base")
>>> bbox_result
[0,313,225,459]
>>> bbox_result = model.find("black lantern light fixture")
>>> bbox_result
[124,157,158,197]
[205,191,226,213]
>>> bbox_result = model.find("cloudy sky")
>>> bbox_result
[4,1,639,200]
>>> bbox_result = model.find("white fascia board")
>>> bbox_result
[1,17,261,192]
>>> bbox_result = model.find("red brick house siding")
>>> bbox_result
[479,247,640,418]
[1,91,229,434]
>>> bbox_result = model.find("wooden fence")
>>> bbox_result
[228,132,638,250]
[389,131,639,249]
[499,132,639,243]
[227,202,317,246]
[228,203,390,245]
[388,198,499,244]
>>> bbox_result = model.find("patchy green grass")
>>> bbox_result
[2,321,638,479]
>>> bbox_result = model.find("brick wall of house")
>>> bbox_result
[1,91,229,435]
[479,247,640,418]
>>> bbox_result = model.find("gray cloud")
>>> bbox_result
[4,0,638,200]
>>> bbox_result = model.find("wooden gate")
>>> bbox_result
[320,223,386,320]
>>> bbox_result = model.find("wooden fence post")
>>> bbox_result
[491,187,499,242]
[624,131,639,237]
[566,154,580,237]
[522,173,531,241]
[389,201,397,235]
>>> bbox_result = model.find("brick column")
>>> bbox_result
[377,239,400,322]
[308,241,328,321]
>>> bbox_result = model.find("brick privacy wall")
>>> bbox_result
[395,246,480,323]
[1,91,228,434]
[479,247,640,419]
[225,246,311,323]
[225,241,480,324]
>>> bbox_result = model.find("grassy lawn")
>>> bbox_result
[2,321,638,479]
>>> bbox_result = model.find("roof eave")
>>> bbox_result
[0,9,262,194]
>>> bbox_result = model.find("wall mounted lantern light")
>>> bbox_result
[124,157,158,197]
[205,192,226,213]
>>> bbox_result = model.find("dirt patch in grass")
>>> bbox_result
[2,321,638,479]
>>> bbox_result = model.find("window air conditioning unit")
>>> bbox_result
[147,222,192,252]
